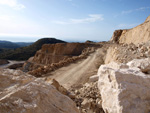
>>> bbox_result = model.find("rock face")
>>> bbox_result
[0,69,79,113]
[110,30,123,43]
[23,43,100,76]
[98,60,150,113]
[32,43,98,65]
[111,16,150,45]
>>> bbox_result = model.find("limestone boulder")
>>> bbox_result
[0,69,79,113]
[98,62,150,113]
[127,58,150,73]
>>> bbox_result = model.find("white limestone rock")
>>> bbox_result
[89,75,99,82]
[98,62,150,113]
[127,58,150,73]
[0,69,79,113]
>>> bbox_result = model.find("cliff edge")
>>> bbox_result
[111,15,150,45]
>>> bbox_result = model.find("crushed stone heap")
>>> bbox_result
[105,42,150,64]
[69,82,104,113]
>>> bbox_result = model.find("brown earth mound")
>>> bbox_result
[0,59,9,65]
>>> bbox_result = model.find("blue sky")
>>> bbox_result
[0,0,149,42]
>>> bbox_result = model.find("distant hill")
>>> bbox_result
[15,42,33,47]
[0,41,20,49]
[0,40,33,49]
[0,38,66,60]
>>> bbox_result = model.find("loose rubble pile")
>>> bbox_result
[69,82,104,113]
[105,42,150,64]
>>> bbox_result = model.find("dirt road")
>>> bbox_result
[0,60,25,69]
[46,48,105,89]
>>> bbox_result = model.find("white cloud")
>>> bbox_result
[0,0,25,10]
[122,7,150,14]
[54,14,104,25]
[0,14,44,37]
[136,7,150,11]
[122,10,133,14]
[71,14,104,24]
[117,23,140,29]
[0,15,13,21]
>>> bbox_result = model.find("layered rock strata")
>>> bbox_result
[33,43,99,65]
[25,43,101,77]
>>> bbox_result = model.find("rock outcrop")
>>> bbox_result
[0,69,79,113]
[32,43,99,65]
[127,58,150,74]
[98,59,150,113]
[110,30,123,43]
[24,43,101,76]
[110,15,150,45]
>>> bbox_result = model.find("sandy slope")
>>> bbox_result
[46,49,105,89]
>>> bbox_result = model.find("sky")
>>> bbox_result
[0,0,150,42]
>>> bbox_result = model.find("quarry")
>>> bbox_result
[0,16,150,113]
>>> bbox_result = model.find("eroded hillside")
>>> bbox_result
[111,16,150,45]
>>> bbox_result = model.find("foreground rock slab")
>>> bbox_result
[0,69,79,113]
[98,61,150,113]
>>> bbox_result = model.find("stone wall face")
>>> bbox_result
[111,16,150,45]
[33,43,97,65]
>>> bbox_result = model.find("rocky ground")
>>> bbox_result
[48,40,150,113]
[1,16,150,113]
[1,40,150,113]
[105,41,150,64]
[69,82,104,113]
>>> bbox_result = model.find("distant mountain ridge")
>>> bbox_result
[0,40,33,49]
[0,38,66,60]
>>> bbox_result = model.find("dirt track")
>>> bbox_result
[46,48,105,89]
[0,60,24,69]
